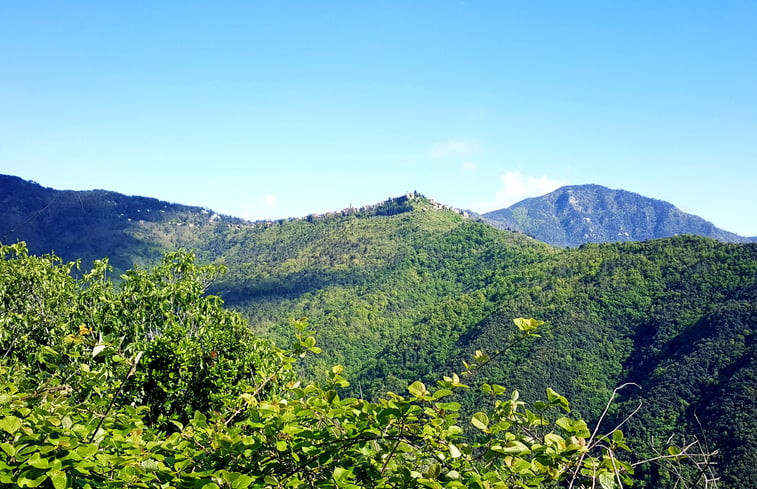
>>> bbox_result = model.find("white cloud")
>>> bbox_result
[462,161,476,171]
[264,194,277,208]
[473,171,567,211]
[431,139,480,159]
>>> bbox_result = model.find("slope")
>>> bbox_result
[0,174,240,273]
[484,184,751,247]
[3,176,756,486]
[206,212,757,487]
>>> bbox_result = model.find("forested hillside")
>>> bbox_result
[2,242,691,488]
[193,197,756,487]
[483,184,752,246]
[0,174,238,273]
[3,176,756,486]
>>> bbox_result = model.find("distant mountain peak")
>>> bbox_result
[483,184,751,247]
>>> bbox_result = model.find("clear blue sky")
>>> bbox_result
[2,1,756,235]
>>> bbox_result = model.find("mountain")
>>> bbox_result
[190,194,755,487]
[0,174,242,273]
[484,184,752,247]
[2,174,757,486]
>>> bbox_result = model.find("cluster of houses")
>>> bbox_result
[221,192,471,230]
[424,198,470,218]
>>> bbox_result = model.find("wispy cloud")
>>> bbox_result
[473,171,567,211]
[462,161,477,171]
[431,139,480,159]
[264,194,277,208]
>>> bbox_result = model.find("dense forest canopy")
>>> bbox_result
[1,242,709,488]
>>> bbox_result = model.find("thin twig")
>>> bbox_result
[568,383,640,489]
[87,351,142,444]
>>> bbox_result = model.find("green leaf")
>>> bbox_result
[546,387,570,411]
[471,412,489,432]
[513,317,543,332]
[432,388,453,400]
[435,402,461,411]
[47,470,67,489]
[544,433,565,449]
[18,470,47,488]
[448,443,462,459]
[76,444,98,458]
[333,467,350,482]
[0,416,22,435]
[492,441,530,455]
[0,442,15,457]
[599,471,618,489]
[426,463,441,479]
[473,350,489,363]
[230,473,254,489]
[28,453,50,469]
[408,381,427,398]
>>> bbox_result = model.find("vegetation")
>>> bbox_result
[0,242,706,488]
[3,178,755,487]
[0,174,239,275]
[483,184,752,246]
[195,206,755,488]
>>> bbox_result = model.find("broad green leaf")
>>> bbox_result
[544,433,565,449]
[492,441,530,455]
[449,443,462,458]
[599,471,618,489]
[333,467,350,481]
[471,412,489,432]
[0,416,22,434]
[230,473,254,489]
[408,381,427,398]
[0,442,15,457]
[426,463,441,479]
[17,470,47,488]
[28,453,50,469]
[667,445,682,456]
[76,444,98,458]
[47,469,67,489]
[435,402,461,411]
[513,317,543,332]
[432,388,453,400]
[473,350,489,363]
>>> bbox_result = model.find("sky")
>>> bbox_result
[1,1,756,235]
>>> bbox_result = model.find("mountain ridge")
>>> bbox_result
[4,174,753,251]
[0,174,244,273]
[483,184,753,246]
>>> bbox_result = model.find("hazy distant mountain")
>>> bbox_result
[484,184,752,247]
